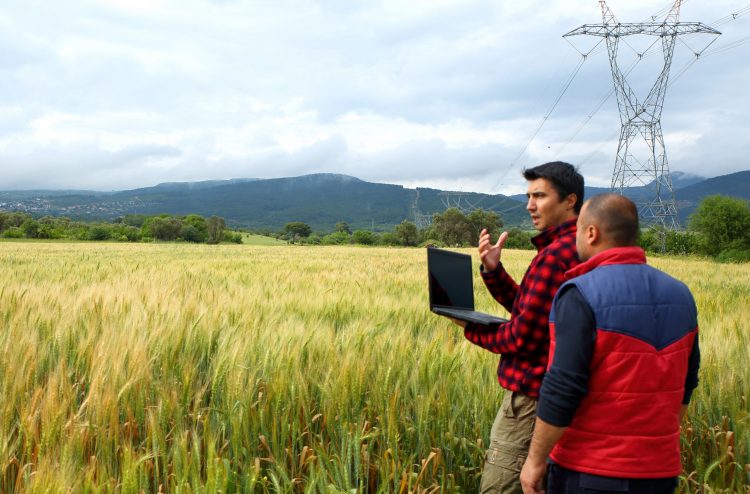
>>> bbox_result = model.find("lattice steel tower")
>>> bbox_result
[565,0,720,229]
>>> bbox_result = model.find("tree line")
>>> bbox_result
[280,207,536,249]
[2,194,748,261]
[0,213,242,244]
[640,195,750,262]
[281,195,750,262]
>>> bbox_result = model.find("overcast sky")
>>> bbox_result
[1,0,748,195]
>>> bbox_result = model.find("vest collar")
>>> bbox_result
[565,246,647,280]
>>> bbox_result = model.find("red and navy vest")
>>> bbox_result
[548,247,698,478]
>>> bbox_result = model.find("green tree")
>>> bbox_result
[223,230,243,244]
[432,208,472,246]
[504,228,535,250]
[180,225,203,243]
[379,232,401,246]
[183,215,208,242]
[0,212,31,232]
[21,219,40,238]
[352,230,377,245]
[122,214,148,227]
[321,231,350,245]
[2,227,23,238]
[334,221,352,234]
[148,217,183,241]
[394,220,420,246]
[467,209,502,246]
[88,224,112,241]
[284,222,312,242]
[207,216,226,244]
[112,224,142,242]
[689,195,750,256]
[639,227,697,255]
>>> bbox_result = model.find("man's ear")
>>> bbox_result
[565,193,578,212]
[586,224,599,246]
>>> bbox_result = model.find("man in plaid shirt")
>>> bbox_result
[450,162,583,493]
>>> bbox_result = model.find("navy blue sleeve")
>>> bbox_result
[537,285,596,427]
[682,334,700,404]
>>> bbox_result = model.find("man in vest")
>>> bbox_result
[520,194,700,494]
[449,161,584,493]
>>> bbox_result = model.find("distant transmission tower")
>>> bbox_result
[411,189,432,229]
[565,0,720,229]
[414,212,432,230]
[439,192,476,214]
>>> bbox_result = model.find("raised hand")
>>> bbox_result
[478,229,508,272]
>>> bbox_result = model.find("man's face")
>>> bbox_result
[526,178,572,232]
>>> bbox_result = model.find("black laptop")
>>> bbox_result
[427,247,508,325]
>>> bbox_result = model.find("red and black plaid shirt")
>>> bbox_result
[464,218,579,398]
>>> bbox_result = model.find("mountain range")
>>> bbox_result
[1,170,748,232]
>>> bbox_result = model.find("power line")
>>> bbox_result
[564,0,721,230]
[665,4,749,87]
[575,6,748,167]
[478,52,592,203]
[482,0,691,199]
[553,38,662,159]
[473,0,745,218]
[557,3,749,162]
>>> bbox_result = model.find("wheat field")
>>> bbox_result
[0,241,748,493]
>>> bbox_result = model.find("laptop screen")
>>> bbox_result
[427,248,475,311]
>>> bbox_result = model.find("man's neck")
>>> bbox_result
[546,215,577,232]
[560,212,578,225]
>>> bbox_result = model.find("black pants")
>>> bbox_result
[547,463,677,494]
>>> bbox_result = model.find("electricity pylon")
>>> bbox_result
[439,192,475,214]
[565,0,720,229]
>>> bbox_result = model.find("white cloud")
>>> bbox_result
[0,0,747,193]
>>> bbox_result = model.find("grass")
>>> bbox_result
[240,234,287,246]
[0,242,747,493]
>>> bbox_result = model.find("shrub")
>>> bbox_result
[639,228,698,255]
[689,195,750,256]
[299,234,321,245]
[716,248,750,263]
[419,239,445,248]
[148,217,183,241]
[321,231,350,245]
[284,222,312,241]
[0,212,31,231]
[223,231,243,244]
[2,227,24,238]
[207,216,226,244]
[183,215,208,242]
[180,225,204,243]
[352,230,377,245]
[21,219,39,238]
[121,226,142,242]
[379,232,401,246]
[504,228,534,250]
[394,221,420,246]
[88,225,111,241]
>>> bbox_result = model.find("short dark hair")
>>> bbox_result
[584,193,639,246]
[523,161,584,213]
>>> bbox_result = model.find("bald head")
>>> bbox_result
[576,194,639,261]
[580,194,639,247]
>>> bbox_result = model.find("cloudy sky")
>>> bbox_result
[1,0,748,194]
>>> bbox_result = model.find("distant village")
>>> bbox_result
[0,197,144,219]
